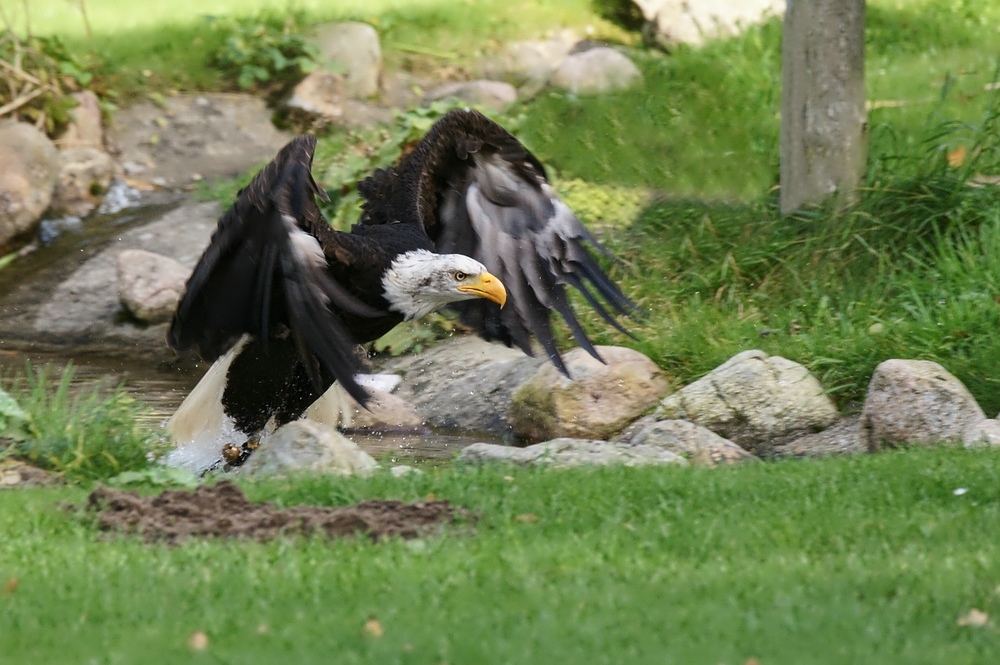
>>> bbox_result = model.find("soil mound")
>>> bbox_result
[87,481,468,544]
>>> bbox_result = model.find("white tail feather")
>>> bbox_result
[165,336,251,472]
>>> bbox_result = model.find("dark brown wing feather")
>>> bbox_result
[168,135,388,406]
[357,109,638,373]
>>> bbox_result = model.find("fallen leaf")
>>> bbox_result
[745,658,761,665]
[957,609,989,627]
[188,631,209,651]
[363,618,384,638]
[947,145,967,168]
[515,513,538,524]
[3,577,19,594]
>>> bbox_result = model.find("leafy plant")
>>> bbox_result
[2,364,165,483]
[0,387,32,442]
[0,32,97,136]
[208,12,317,93]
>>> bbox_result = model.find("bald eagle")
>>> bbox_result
[166,109,636,470]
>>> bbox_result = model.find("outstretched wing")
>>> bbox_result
[357,108,638,374]
[168,135,386,405]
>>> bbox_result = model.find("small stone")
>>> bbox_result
[58,90,104,149]
[550,48,643,95]
[962,419,1000,449]
[390,465,422,478]
[458,438,687,468]
[630,419,756,466]
[424,80,517,111]
[117,249,191,324]
[312,22,382,99]
[50,146,118,217]
[237,420,379,477]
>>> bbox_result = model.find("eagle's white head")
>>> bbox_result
[381,249,507,320]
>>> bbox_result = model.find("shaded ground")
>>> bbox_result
[0,460,61,488]
[87,481,470,544]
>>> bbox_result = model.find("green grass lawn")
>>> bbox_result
[4,448,1000,664]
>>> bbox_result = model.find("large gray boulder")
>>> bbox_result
[458,438,687,468]
[657,349,838,455]
[550,48,643,95]
[312,21,382,98]
[237,420,378,477]
[630,419,756,466]
[0,121,59,245]
[109,94,294,188]
[508,346,667,442]
[635,0,785,48]
[862,359,985,452]
[380,336,545,434]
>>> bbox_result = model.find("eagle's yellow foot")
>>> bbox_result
[222,443,242,464]
[221,437,260,468]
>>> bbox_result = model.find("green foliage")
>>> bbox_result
[0,33,97,136]
[2,365,164,483]
[107,466,201,490]
[590,0,645,31]
[370,313,463,357]
[0,387,31,442]
[208,12,317,92]
[587,86,1000,412]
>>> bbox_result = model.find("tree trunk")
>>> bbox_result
[780,0,867,214]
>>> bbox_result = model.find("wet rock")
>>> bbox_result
[59,90,104,149]
[630,419,756,466]
[12,201,220,357]
[862,359,985,452]
[771,415,864,458]
[551,48,643,95]
[117,249,190,324]
[658,349,838,456]
[635,0,786,49]
[424,80,517,111]
[305,383,424,432]
[238,420,378,477]
[508,346,667,442]
[50,146,118,217]
[381,336,545,435]
[109,94,294,188]
[0,121,59,245]
[963,418,1000,449]
[96,179,143,215]
[284,72,394,128]
[458,438,687,468]
[479,29,579,83]
[312,21,382,98]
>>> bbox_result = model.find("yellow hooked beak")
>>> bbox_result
[457,271,507,308]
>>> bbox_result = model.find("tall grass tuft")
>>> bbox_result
[2,364,165,482]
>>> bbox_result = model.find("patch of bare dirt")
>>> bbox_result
[86,481,470,544]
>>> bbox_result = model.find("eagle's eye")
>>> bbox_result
[453,271,467,281]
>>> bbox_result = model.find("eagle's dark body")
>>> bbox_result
[166,109,636,467]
